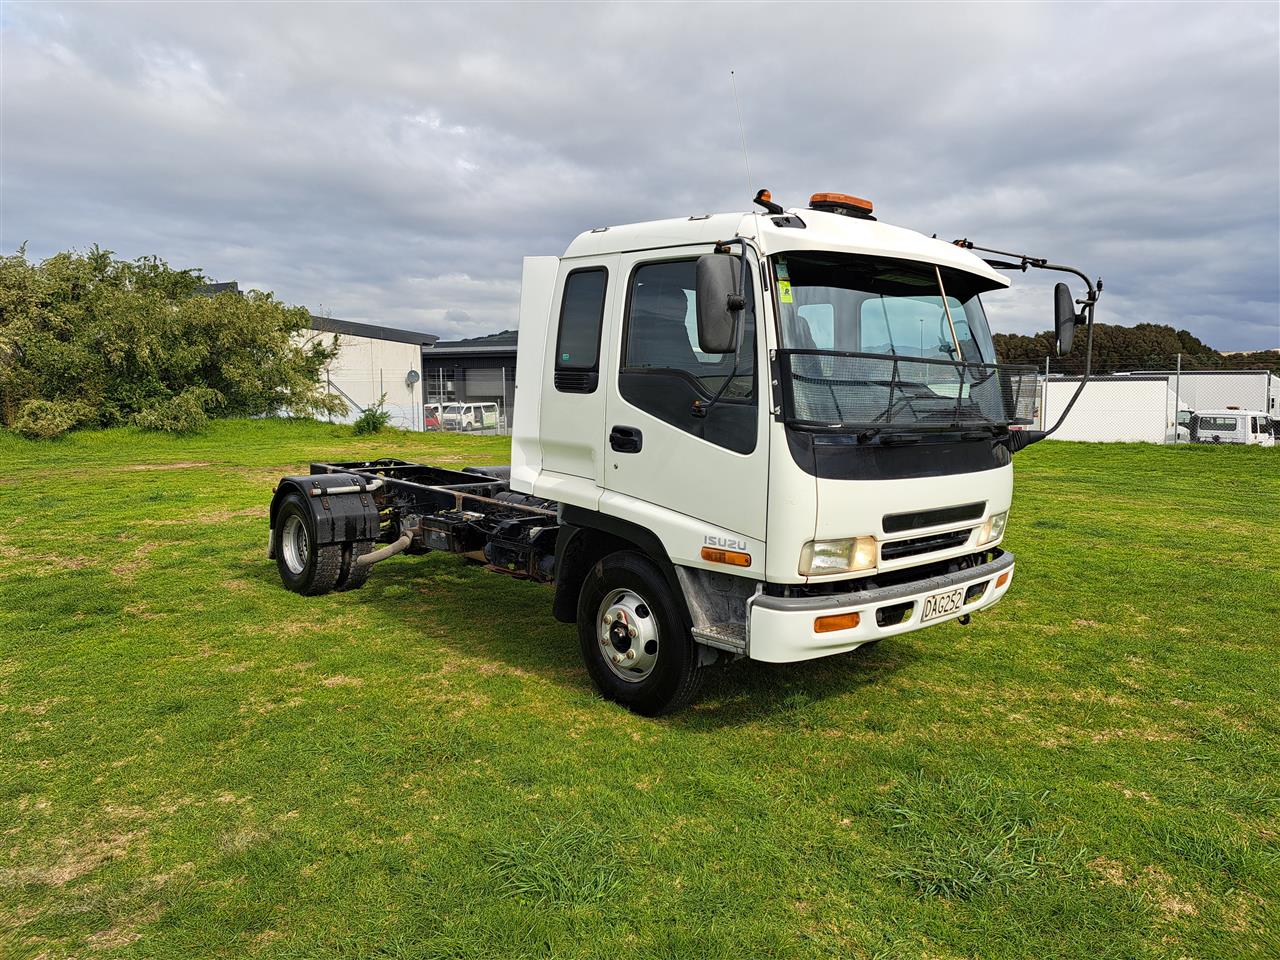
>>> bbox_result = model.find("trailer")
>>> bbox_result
[267,189,1103,714]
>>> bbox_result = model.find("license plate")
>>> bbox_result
[920,587,966,622]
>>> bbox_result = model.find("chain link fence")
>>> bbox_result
[318,356,1275,445]
[319,373,514,436]
[1028,353,1277,444]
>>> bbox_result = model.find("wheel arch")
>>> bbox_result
[268,475,381,560]
[552,506,691,628]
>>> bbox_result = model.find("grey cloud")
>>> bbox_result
[2,1,1277,348]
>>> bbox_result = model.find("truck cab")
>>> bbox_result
[511,196,1035,674]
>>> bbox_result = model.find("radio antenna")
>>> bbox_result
[730,69,753,198]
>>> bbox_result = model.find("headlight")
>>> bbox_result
[799,536,877,576]
[978,511,1008,545]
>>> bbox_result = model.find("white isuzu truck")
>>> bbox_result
[267,190,1101,714]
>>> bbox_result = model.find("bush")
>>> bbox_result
[132,387,218,434]
[11,398,90,439]
[0,245,346,437]
[352,395,392,435]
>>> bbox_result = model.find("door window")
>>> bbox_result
[619,258,757,454]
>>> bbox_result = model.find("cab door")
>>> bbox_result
[536,255,619,504]
[602,249,769,543]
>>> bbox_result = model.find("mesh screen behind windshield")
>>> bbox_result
[778,351,1038,429]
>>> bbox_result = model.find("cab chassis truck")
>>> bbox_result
[267,190,1101,715]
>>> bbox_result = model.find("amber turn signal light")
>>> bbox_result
[814,611,861,633]
[996,571,1011,588]
[701,546,751,567]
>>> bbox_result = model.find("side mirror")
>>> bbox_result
[1054,282,1078,356]
[695,254,743,354]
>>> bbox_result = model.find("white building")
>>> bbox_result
[305,316,438,431]
[1040,375,1183,443]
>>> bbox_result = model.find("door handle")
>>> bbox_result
[609,425,643,453]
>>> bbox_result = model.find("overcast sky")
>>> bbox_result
[3,2,1278,349]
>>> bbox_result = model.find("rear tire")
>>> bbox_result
[576,550,703,716]
[337,541,375,591]
[275,494,342,595]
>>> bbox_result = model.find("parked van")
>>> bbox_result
[1190,409,1275,446]
[442,402,500,431]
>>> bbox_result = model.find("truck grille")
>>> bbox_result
[883,501,985,534]
[881,528,973,561]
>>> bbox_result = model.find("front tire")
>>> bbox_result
[576,550,703,716]
[275,494,343,595]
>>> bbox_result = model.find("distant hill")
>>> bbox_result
[993,323,1279,375]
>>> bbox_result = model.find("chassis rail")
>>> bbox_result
[309,459,562,580]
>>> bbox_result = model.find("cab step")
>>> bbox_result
[692,621,747,655]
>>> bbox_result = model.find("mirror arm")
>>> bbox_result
[693,239,753,419]
[957,239,1104,452]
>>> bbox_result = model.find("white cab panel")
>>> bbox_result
[510,256,559,494]
[536,254,619,490]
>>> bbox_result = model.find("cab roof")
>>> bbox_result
[562,209,1009,287]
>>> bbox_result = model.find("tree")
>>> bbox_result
[0,246,345,436]
[994,322,1279,375]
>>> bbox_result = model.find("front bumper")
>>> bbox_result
[748,551,1014,663]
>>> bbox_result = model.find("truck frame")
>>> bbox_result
[267,190,1101,715]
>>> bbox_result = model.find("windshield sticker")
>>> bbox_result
[775,259,789,280]
[777,280,793,303]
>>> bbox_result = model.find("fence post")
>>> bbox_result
[1173,353,1182,445]
[1041,356,1050,430]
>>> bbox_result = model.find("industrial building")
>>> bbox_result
[306,316,437,430]
[421,330,520,423]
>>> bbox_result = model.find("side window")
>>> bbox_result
[618,257,757,454]
[622,259,755,399]
[554,267,608,393]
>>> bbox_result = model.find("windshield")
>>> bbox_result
[774,253,998,362]
[772,253,1034,431]
[443,404,463,414]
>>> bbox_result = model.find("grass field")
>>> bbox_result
[1,419,1277,959]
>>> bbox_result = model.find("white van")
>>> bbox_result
[1190,409,1275,446]
[441,402,500,431]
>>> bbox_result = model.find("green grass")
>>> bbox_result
[1,419,1277,959]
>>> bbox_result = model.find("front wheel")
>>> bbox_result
[576,551,703,716]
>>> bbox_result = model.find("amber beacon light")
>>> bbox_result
[808,192,875,218]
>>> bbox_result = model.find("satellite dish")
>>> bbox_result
[406,369,421,386]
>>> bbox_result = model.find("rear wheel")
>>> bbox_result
[275,494,342,595]
[576,550,703,716]
[337,541,375,591]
